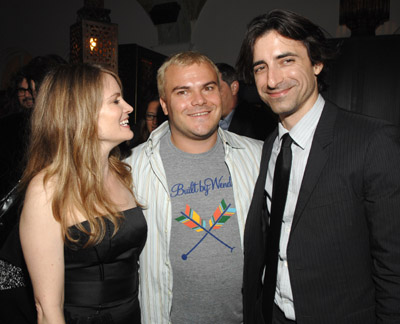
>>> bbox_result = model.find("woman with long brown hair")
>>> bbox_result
[19,63,147,323]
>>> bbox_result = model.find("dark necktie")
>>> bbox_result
[263,133,293,322]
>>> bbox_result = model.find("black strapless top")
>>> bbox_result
[63,207,147,324]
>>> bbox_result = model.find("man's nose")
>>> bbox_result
[191,91,207,106]
[267,65,284,89]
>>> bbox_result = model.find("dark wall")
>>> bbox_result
[118,44,166,124]
[323,35,400,125]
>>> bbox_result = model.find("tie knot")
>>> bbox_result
[281,133,293,148]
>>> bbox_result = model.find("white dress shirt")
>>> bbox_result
[265,95,325,320]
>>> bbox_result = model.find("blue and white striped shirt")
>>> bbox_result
[127,121,263,324]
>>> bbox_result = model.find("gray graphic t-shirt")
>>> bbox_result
[160,134,243,324]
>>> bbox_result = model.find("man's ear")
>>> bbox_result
[160,98,168,115]
[230,80,240,96]
[313,62,324,76]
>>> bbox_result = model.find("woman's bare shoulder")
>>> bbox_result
[25,170,57,200]
[22,170,59,222]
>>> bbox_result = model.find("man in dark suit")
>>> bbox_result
[216,62,275,140]
[236,9,400,324]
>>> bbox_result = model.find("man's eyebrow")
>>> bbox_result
[252,60,265,68]
[252,52,299,68]
[172,85,190,92]
[276,52,298,59]
[203,81,218,87]
[171,81,217,92]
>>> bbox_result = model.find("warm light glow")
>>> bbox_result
[89,37,97,51]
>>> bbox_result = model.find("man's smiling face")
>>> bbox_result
[252,30,323,129]
[160,62,222,147]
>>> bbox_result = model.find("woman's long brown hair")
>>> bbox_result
[20,63,137,247]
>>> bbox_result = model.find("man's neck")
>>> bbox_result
[170,132,218,154]
[280,92,320,131]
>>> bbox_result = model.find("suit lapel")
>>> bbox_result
[290,102,337,232]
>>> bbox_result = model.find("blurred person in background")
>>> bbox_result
[216,62,275,140]
[0,54,66,324]
[130,94,167,149]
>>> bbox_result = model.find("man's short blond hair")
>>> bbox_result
[157,51,220,99]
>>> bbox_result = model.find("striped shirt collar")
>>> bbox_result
[278,94,325,149]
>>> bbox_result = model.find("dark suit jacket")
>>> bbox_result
[243,101,400,324]
[228,100,276,141]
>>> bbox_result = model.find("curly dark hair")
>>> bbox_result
[216,63,238,86]
[236,9,339,92]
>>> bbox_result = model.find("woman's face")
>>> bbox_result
[146,100,160,133]
[98,73,133,151]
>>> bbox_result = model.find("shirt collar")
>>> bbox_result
[278,94,325,149]
[219,107,235,130]
[145,121,244,156]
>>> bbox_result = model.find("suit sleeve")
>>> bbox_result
[363,124,400,323]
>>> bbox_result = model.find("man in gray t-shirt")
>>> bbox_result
[129,51,263,324]
[161,134,243,323]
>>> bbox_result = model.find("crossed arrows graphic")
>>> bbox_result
[178,203,235,260]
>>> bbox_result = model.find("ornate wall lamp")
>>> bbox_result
[70,0,118,72]
[339,0,390,37]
